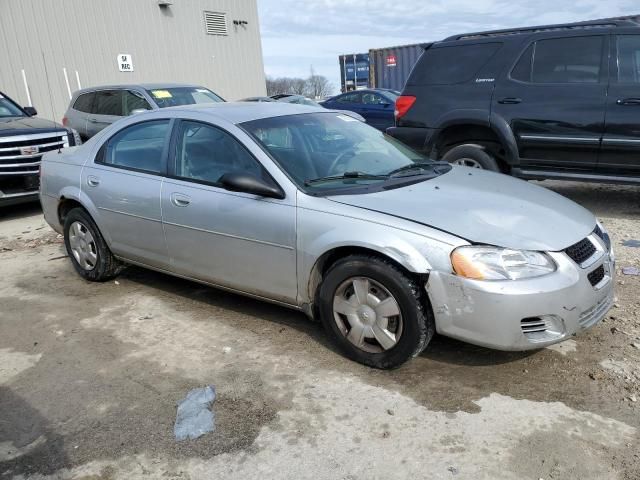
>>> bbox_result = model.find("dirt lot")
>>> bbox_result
[1,181,639,480]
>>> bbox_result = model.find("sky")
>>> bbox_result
[257,0,638,94]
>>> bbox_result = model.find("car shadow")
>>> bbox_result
[0,201,41,222]
[0,387,68,477]
[119,265,533,368]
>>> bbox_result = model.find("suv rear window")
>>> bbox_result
[408,42,501,85]
[511,36,604,84]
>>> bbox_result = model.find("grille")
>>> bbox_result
[588,265,605,286]
[203,11,228,35]
[579,294,612,329]
[564,237,596,265]
[0,131,68,175]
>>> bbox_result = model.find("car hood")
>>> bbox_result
[327,166,596,251]
[0,116,65,134]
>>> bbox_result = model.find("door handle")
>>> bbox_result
[170,193,191,207]
[88,117,98,123]
[86,175,100,187]
[498,97,522,104]
[616,98,640,106]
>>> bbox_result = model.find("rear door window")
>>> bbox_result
[100,120,170,173]
[94,90,123,116]
[511,36,604,84]
[616,35,640,83]
[408,42,501,85]
[73,92,95,113]
[337,92,362,104]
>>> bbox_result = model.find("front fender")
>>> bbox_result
[428,110,520,165]
[297,206,454,306]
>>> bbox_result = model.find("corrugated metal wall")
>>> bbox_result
[0,0,266,122]
[368,43,429,91]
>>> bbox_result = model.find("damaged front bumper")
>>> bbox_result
[426,249,614,351]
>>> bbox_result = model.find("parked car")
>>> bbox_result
[240,96,276,102]
[41,103,614,369]
[0,90,80,206]
[321,89,398,131]
[270,94,365,122]
[63,83,224,140]
[388,19,640,183]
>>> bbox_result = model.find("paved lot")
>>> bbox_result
[1,181,639,480]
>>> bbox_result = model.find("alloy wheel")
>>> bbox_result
[451,157,483,168]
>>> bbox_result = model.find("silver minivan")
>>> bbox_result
[62,83,224,140]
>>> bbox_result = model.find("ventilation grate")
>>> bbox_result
[204,11,228,36]
[564,237,597,266]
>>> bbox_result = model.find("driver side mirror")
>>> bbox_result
[129,108,148,115]
[23,106,37,116]
[220,172,285,199]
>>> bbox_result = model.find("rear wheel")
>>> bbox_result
[442,144,500,171]
[318,255,434,369]
[63,208,123,281]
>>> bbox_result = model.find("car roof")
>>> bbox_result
[336,89,394,96]
[153,101,331,124]
[73,83,204,95]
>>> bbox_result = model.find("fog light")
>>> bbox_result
[520,314,565,343]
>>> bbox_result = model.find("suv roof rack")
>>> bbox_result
[444,18,639,41]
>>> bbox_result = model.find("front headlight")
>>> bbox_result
[451,246,556,281]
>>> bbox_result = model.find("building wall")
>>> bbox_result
[0,0,266,122]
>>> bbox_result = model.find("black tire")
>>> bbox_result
[318,254,435,369]
[63,207,123,281]
[442,144,500,172]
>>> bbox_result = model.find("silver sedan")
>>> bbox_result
[40,103,614,368]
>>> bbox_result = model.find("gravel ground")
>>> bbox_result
[0,180,639,480]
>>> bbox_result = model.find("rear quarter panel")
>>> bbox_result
[40,147,88,233]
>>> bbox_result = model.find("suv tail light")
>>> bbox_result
[62,116,68,126]
[394,95,416,120]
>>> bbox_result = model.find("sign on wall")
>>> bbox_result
[118,54,134,72]
[386,55,397,67]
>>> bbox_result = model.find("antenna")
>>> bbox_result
[40,50,63,152]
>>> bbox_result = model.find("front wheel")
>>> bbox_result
[318,255,434,369]
[63,208,123,281]
[442,144,500,172]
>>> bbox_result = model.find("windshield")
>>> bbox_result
[0,95,26,118]
[146,87,224,108]
[280,96,320,107]
[241,112,440,193]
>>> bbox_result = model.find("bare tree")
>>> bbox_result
[305,73,333,99]
[290,77,307,95]
[264,69,333,99]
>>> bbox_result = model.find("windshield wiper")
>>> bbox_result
[304,171,388,186]
[387,162,438,178]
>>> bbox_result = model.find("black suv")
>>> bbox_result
[0,91,80,206]
[388,19,640,183]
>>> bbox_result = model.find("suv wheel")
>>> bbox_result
[442,144,500,172]
[318,255,434,369]
[63,208,123,281]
